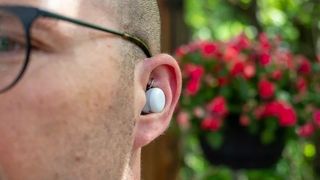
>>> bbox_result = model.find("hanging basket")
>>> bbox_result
[199,115,285,170]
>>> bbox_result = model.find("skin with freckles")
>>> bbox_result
[0,0,181,180]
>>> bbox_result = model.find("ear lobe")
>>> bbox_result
[133,54,181,149]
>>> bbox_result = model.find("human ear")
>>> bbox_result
[133,54,181,149]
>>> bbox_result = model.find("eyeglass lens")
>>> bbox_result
[0,9,27,91]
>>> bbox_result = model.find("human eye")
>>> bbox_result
[0,10,27,59]
[0,35,25,53]
[0,33,26,71]
[0,33,26,64]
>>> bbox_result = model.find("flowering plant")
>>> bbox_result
[175,33,320,147]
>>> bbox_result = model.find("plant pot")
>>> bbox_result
[199,116,285,170]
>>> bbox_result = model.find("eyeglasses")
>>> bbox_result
[0,5,152,93]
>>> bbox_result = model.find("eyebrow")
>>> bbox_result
[32,18,61,34]
[30,19,74,51]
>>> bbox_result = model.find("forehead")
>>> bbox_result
[0,0,118,27]
[0,0,82,16]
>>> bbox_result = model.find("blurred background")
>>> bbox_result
[142,0,320,179]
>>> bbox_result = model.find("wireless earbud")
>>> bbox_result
[142,87,166,114]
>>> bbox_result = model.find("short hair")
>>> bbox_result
[101,0,162,97]
[117,0,161,61]
[92,0,161,95]
[93,0,160,65]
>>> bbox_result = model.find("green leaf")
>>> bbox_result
[206,132,224,149]
[261,117,278,144]
[219,86,232,99]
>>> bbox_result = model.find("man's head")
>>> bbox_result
[0,0,181,180]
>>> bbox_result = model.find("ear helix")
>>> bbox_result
[142,80,166,114]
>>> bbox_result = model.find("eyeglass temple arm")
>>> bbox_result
[38,10,152,58]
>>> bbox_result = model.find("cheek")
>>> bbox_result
[0,49,124,178]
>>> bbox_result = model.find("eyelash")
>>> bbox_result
[0,37,55,61]
[0,35,25,51]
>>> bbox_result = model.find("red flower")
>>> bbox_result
[259,52,271,66]
[262,101,297,127]
[200,42,219,58]
[298,123,315,137]
[218,77,229,87]
[298,57,312,75]
[259,33,271,52]
[278,104,297,127]
[263,101,282,117]
[274,51,294,69]
[232,33,250,51]
[176,34,312,138]
[207,96,228,117]
[313,110,320,127]
[258,79,275,99]
[186,79,201,95]
[224,46,239,61]
[201,117,222,131]
[271,70,282,80]
[201,118,212,130]
[243,63,256,79]
[184,64,204,79]
[231,61,245,76]
[296,77,307,93]
[184,64,204,95]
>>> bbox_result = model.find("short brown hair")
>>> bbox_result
[118,0,161,61]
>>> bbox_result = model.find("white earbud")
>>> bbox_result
[142,87,166,114]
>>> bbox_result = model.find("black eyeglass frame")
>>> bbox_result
[0,5,152,93]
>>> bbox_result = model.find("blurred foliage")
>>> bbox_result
[184,0,320,58]
[179,0,320,179]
